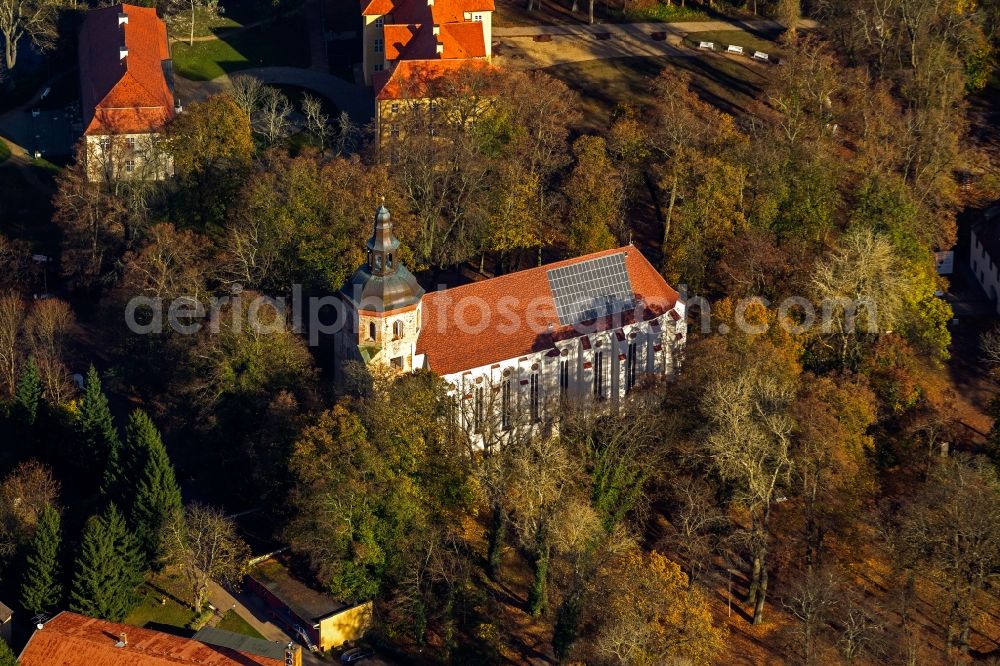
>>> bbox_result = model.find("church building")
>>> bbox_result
[336,206,687,438]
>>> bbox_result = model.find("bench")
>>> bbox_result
[753,50,769,61]
[650,31,666,41]
[726,44,744,55]
[698,41,714,50]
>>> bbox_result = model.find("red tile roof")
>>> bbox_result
[375,58,490,100]
[362,0,495,18]
[416,246,681,376]
[18,612,285,666]
[383,21,485,61]
[79,4,175,135]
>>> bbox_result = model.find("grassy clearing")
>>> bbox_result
[544,53,767,131]
[617,2,709,22]
[217,610,265,639]
[125,573,198,633]
[682,28,781,56]
[171,13,310,81]
[167,7,241,40]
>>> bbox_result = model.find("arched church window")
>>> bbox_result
[387,254,394,269]
[375,254,382,270]
[369,322,376,340]
[393,320,404,339]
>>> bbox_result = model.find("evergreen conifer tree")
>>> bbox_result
[20,504,63,616]
[77,365,120,476]
[70,504,143,622]
[14,357,42,426]
[127,410,182,564]
[0,637,16,666]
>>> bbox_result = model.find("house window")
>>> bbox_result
[529,373,540,422]
[428,123,438,137]
[559,359,569,400]
[391,103,400,113]
[390,356,403,369]
[593,351,605,400]
[374,17,384,27]
[127,136,136,150]
[474,386,484,434]
[473,13,483,21]
[374,63,384,72]
[374,38,384,53]
[99,137,111,152]
[393,320,404,339]
[429,100,438,113]
[368,321,377,340]
[389,124,399,139]
[125,160,135,173]
[501,379,512,431]
[625,342,638,393]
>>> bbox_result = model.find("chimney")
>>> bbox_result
[119,46,128,60]
[427,0,433,6]
[115,632,128,648]
[435,41,444,55]
[432,24,440,36]
[118,12,128,26]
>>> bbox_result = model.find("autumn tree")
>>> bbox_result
[897,455,1000,654]
[505,435,584,617]
[24,298,75,404]
[587,547,724,665]
[0,292,24,397]
[159,503,249,610]
[0,0,57,73]
[167,94,254,229]
[562,136,622,256]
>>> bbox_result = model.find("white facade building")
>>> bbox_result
[336,206,687,442]
[971,204,1000,313]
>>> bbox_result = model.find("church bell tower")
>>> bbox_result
[337,204,425,372]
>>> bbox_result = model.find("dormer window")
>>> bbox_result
[387,254,394,269]
[375,255,382,270]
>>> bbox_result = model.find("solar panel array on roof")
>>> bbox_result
[546,252,635,326]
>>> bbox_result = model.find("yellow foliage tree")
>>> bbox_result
[593,548,724,665]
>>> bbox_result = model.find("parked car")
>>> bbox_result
[340,646,375,664]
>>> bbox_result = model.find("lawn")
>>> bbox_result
[171,13,311,81]
[124,574,198,634]
[0,141,9,164]
[495,0,743,27]
[217,610,265,639]
[167,7,241,40]
[681,28,782,56]
[544,52,767,131]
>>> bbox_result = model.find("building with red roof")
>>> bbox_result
[18,611,299,666]
[79,3,176,181]
[361,0,494,88]
[336,206,687,441]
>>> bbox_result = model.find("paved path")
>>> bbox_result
[0,70,73,194]
[493,17,818,37]
[206,580,330,666]
[176,66,374,124]
[305,0,330,73]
